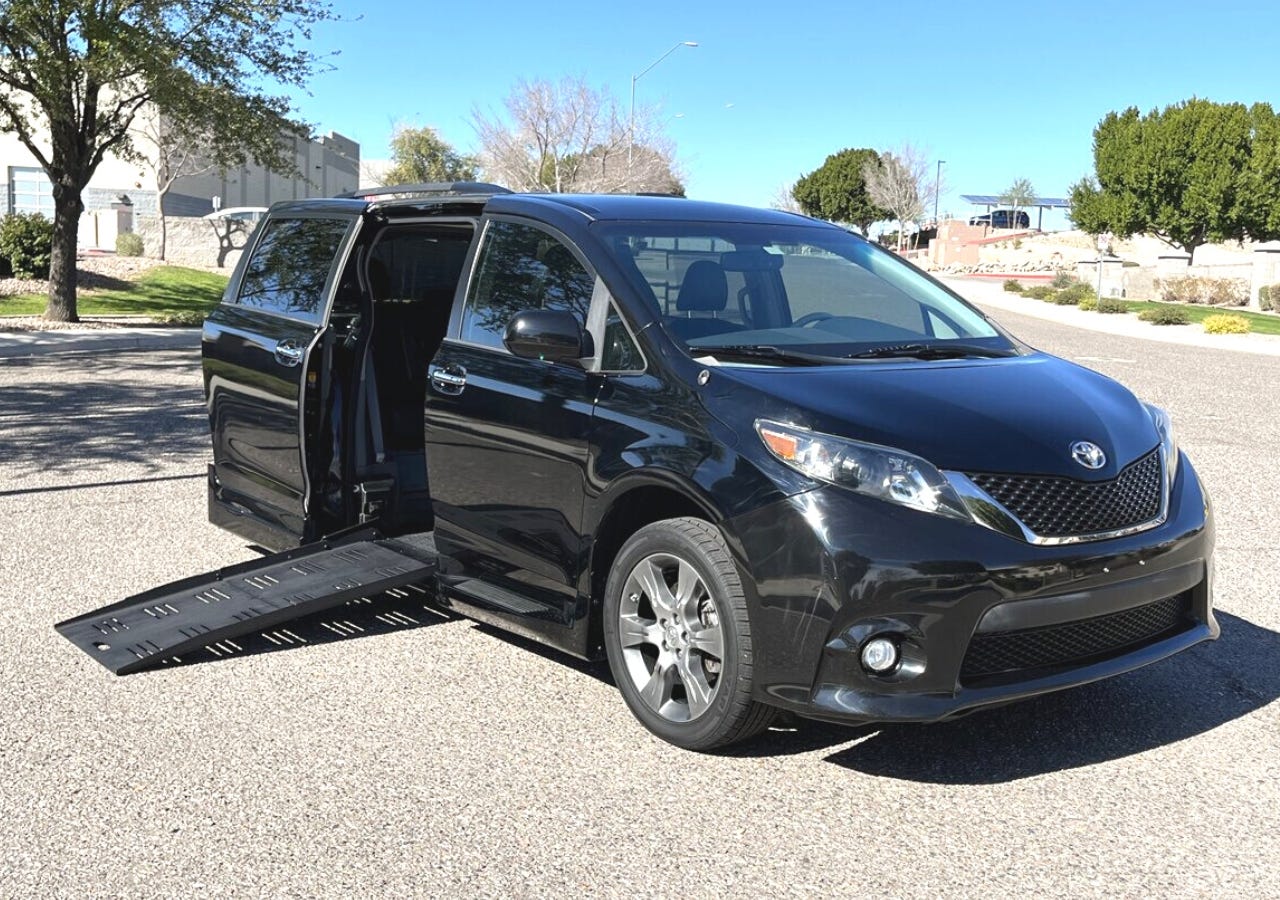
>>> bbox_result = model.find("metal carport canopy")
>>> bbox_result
[961,195,1072,208]
[961,195,1072,230]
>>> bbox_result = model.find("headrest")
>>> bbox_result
[676,260,728,312]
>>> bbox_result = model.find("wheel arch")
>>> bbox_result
[582,473,723,658]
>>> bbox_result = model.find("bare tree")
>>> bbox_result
[359,159,390,187]
[472,76,681,194]
[770,180,803,214]
[132,112,219,260]
[862,145,935,250]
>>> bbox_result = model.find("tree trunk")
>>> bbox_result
[159,210,168,261]
[45,192,83,323]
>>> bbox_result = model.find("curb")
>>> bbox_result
[0,327,201,359]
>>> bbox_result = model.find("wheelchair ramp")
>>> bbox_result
[55,529,438,675]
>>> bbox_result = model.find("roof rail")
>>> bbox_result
[338,182,513,200]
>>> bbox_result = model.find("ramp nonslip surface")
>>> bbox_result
[55,530,438,674]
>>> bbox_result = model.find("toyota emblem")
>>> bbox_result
[1070,441,1107,469]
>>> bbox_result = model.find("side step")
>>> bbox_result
[55,529,438,675]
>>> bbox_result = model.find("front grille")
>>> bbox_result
[960,592,1191,682]
[968,448,1162,538]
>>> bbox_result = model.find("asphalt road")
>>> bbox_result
[1,315,1277,897]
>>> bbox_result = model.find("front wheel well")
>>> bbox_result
[586,485,715,656]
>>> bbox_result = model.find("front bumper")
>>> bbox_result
[722,453,1217,724]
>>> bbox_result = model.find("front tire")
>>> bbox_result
[602,517,775,750]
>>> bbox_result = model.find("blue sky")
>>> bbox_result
[293,0,1279,230]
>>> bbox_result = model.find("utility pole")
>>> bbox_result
[934,159,946,224]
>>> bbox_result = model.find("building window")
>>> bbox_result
[9,167,55,216]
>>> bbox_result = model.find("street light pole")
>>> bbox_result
[629,41,697,189]
[934,159,946,224]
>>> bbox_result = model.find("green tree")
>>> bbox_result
[792,148,889,234]
[1069,99,1268,255]
[1239,103,1280,242]
[381,125,478,186]
[0,0,335,322]
[998,177,1036,229]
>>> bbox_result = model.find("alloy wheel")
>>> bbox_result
[617,552,725,722]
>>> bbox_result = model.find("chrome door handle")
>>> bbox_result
[273,339,304,367]
[429,365,467,395]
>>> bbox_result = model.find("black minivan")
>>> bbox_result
[193,185,1215,750]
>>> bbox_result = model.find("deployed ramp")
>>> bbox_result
[55,529,438,675]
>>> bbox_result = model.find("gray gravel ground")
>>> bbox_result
[1,309,1278,897]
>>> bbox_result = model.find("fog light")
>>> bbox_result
[860,637,899,674]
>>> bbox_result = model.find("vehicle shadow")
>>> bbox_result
[816,611,1279,782]
[0,349,209,474]
[150,583,456,671]
[137,599,1278,780]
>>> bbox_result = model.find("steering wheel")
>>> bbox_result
[793,312,834,328]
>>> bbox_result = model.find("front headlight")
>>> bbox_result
[1144,403,1179,487]
[755,419,971,522]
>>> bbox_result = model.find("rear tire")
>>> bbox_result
[603,517,775,750]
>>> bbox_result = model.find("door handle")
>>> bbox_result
[273,339,304,368]
[429,364,467,395]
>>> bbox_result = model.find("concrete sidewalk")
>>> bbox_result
[0,326,200,358]
[943,276,1280,357]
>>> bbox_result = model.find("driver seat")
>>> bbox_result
[666,260,748,342]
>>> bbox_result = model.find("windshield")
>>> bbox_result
[594,221,1014,362]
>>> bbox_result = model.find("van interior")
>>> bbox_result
[316,220,475,536]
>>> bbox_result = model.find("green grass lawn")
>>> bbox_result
[0,265,228,323]
[1120,300,1280,335]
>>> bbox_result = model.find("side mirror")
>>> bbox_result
[503,309,594,363]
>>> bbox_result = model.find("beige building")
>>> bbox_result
[1,111,359,250]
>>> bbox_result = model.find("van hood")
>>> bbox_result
[707,353,1159,480]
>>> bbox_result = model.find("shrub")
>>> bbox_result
[1203,313,1249,334]
[1057,282,1095,304]
[1157,275,1249,306]
[1002,279,1024,293]
[1051,271,1075,289]
[1156,275,1208,303]
[0,212,54,279]
[1139,306,1190,325]
[1260,284,1275,311]
[1024,285,1056,300]
[116,232,144,257]
[153,309,208,327]
[1096,298,1128,314]
[1202,277,1248,307]
[1012,238,1022,250]
[1077,296,1098,311]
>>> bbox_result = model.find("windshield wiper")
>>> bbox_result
[847,343,1017,360]
[692,344,848,366]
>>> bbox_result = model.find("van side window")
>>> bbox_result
[462,221,593,349]
[237,217,351,323]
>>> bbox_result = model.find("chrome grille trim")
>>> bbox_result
[945,449,1170,546]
